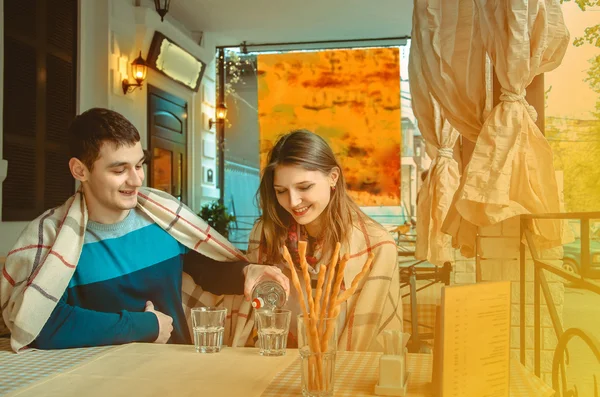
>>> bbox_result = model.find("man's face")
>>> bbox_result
[83,141,145,218]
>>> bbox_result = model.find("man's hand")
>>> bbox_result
[144,301,173,344]
[243,264,290,302]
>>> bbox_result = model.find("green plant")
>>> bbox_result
[198,202,236,238]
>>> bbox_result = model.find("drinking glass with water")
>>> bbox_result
[191,307,227,353]
[255,308,291,356]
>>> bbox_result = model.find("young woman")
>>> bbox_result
[247,130,401,351]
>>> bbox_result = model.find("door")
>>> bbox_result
[147,85,188,203]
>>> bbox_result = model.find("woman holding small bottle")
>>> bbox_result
[247,130,401,352]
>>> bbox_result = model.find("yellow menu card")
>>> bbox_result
[437,281,511,397]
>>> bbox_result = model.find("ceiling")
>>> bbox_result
[166,0,413,48]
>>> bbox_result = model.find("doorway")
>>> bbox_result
[147,85,188,203]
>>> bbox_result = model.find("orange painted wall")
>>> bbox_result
[257,48,402,206]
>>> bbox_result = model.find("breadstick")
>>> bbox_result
[336,252,374,304]
[282,246,309,318]
[297,241,316,318]
[318,243,340,391]
[320,306,340,353]
[313,265,326,325]
[322,252,373,353]
[320,253,348,352]
[320,242,341,321]
[288,243,323,390]
[327,253,349,316]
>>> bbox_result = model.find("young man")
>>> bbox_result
[0,108,288,350]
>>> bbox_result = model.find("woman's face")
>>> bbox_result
[273,164,338,230]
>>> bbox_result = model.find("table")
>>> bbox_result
[262,351,433,397]
[3,342,296,397]
[261,352,555,397]
[2,339,554,397]
[0,338,111,395]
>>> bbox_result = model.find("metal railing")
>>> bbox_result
[400,261,452,353]
[519,212,600,396]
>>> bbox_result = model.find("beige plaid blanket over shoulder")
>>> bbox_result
[247,217,402,352]
[0,188,254,352]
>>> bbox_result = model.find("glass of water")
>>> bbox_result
[255,308,291,356]
[191,307,227,353]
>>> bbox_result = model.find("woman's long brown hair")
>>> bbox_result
[256,129,370,265]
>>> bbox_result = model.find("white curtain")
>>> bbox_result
[411,0,570,259]
[449,0,570,251]
[410,0,486,262]
[410,61,460,265]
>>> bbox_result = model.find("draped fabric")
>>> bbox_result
[450,0,570,251]
[410,58,461,265]
[411,0,487,143]
[410,0,485,263]
[1,188,252,353]
[411,0,570,258]
[247,217,401,352]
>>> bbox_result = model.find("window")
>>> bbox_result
[2,0,77,221]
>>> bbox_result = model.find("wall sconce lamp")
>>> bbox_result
[209,103,228,129]
[122,51,148,94]
[154,0,171,22]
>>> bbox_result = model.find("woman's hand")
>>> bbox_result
[242,264,290,301]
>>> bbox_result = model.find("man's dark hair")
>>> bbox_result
[68,108,141,170]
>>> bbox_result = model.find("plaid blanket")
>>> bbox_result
[247,217,402,352]
[0,188,253,352]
